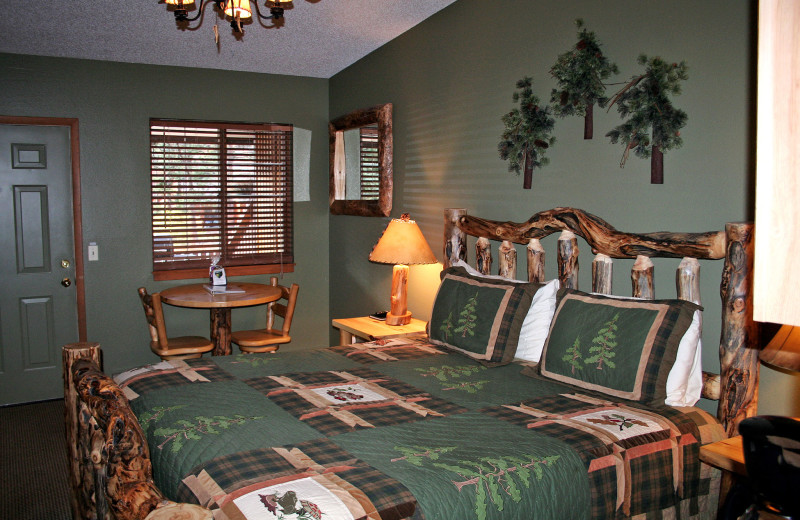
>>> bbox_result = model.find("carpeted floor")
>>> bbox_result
[0,399,72,519]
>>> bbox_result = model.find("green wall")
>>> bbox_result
[329,0,799,416]
[0,53,331,375]
[2,0,796,415]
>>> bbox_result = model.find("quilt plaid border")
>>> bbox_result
[116,359,235,399]
[177,438,418,520]
[328,336,446,365]
[481,392,723,518]
[244,367,468,436]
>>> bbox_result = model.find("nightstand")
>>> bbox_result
[699,435,747,515]
[332,316,427,345]
[699,435,746,476]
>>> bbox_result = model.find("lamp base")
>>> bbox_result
[386,264,412,326]
[386,311,412,326]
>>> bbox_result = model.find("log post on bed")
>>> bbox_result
[62,344,212,520]
[63,342,101,520]
[631,255,655,299]
[558,230,579,289]
[677,257,702,305]
[476,237,492,275]
[443,208,467,268]
[527,239,545,282]
[498,240,516,278]
[592,254,613,294]
[718,222,759,437]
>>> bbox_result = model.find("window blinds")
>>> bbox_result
[150,120,293,273]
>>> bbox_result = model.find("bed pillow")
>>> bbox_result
[666,309,703,406]
[451,260,559,362]
[538,288,701,404]
[588,292,704,407]
[515,279,560,362]
[428,266,541,366]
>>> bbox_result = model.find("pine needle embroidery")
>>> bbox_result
[137,405,186,435]
[392,445,560,520]
[585,313,619,370]
[391,445,457,465]
[154,414,264,453]
[416,364,485,382]
[455,292,480,338]
[439,311,456,341]
[561,337,584,374]
[231,354,274,367]
[415,364,490,393]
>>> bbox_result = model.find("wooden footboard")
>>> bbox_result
[62,343,211,520]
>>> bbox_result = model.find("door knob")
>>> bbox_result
[61,277,72,287]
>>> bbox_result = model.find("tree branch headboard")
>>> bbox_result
[442,207,758,437]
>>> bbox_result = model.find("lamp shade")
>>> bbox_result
[760,324,800,372]
[166,0,194,5]
[369,214,437,265]
[224,0,252,19]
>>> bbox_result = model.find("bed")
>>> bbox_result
[62,207,759,520]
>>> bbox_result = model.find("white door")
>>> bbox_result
[0,124,80,405]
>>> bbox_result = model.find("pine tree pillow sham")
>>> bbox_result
[428,266,541,366]
[538,289,700,404]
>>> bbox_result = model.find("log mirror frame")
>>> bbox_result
[329,103,393,217]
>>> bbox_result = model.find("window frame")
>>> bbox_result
[149,119,295,281]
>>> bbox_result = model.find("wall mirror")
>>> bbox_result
[329,103,393,217]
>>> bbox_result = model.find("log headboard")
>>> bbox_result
[442,207,758,438]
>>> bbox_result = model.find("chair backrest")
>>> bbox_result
[266,276,300,336]
[138,287,169,350]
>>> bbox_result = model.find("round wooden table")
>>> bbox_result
[160,282,282,356]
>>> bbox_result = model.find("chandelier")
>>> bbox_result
[164,0,293,35]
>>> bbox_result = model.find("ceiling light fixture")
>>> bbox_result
[164,0,292,35]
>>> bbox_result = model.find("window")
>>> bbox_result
[149,119,293,280]
[359,125,380,200]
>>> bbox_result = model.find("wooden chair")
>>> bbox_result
[137,287,214,360]
[231,277,299,353]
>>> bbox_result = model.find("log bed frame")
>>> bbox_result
[62,207,758,520]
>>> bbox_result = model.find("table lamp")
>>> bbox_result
[369,213,437,325]
[760,324,800,372]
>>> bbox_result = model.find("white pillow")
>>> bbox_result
[589,291,703,407]
[515,279,560,362]
[450,260,559,362]
[664,309,703,407]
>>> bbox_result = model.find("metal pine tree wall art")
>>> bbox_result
[606,54,688,184]
[498,77,556,189]
[549,19,618,139]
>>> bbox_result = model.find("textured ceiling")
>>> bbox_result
[0,0,457,78]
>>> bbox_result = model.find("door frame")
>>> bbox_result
[0,115,87,341]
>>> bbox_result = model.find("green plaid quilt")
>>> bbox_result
[115,338,723,520]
